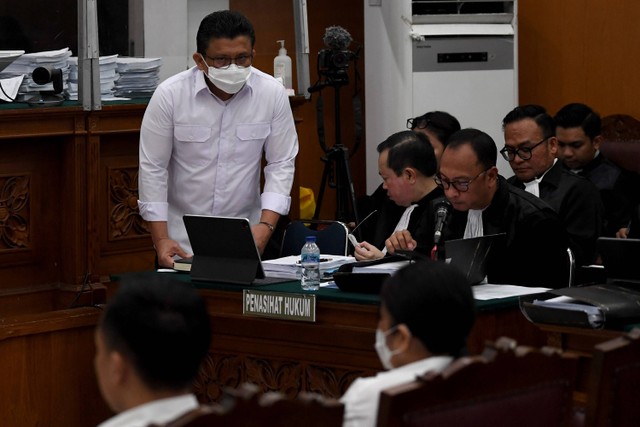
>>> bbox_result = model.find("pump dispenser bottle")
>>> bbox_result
[273,40,293,93]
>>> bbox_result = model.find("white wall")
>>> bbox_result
[363,0,413,194]
[144,0,229,83]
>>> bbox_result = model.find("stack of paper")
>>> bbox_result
[67,54,120,100]
[113,57,162,98]
[262,255,355,279]
[351,260,411,275]
[0,47,72,101]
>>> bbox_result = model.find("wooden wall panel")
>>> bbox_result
[0,308,112,427]
[518,0,640,117]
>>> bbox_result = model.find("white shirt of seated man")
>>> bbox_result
[340,305,453,427]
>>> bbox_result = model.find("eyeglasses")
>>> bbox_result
[499,137,550,162]
[435,170,488,192]
[406,117,430,130]
[204,54,253,69]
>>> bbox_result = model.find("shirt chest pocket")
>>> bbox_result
[235,123,271,158]
[174,125,213,165]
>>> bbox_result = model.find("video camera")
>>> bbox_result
[316,26,356,81]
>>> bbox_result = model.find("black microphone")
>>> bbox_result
[433,200,451,245]
[350,209,378,237]
[322,26,352,50]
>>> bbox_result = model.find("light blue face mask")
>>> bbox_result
[374,325,401,370]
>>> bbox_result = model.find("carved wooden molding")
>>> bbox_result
[108,167,149,240]
[0,175,30,250]
[193,352,375,403]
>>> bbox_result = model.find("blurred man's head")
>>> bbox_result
[438,128,499,212]
[376,260,476,369]
[501,105,557,182]
[407,111,461,164]
[94,278,211,413]
[554,103,602,170]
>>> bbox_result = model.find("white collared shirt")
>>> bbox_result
[340,356,453,427]
[97,394,199,427]
[464,208,485,238]
[138,66,299,252]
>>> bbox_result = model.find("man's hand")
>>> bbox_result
[385,230,417,255]
[155,238,190,268]
[354,241,384,261]
[616,227,630,239]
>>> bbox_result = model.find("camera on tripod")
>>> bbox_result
[312,26,358,86]
[317,48,355,77]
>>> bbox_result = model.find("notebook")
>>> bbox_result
[182,215,291,285]
[444,233,506,286]
[597,237,640,285]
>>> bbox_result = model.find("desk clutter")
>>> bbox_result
[0,48,162,102]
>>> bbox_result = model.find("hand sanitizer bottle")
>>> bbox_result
[273,40,293,93]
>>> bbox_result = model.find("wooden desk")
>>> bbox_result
[111,272,547,402]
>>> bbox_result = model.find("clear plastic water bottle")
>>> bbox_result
[300,235,321,291]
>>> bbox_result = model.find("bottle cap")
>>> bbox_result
[277,40,287,55]
[305,235,316,242]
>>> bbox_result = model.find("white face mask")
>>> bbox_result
[202,59,251,95]
[374,326,401,370]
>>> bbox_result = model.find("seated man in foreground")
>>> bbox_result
[438,128,569,288]
[340,260,476,427]
[94,277,212,427]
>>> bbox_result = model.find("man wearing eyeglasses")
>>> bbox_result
[138,10,299,268]
[438,128,568,288]
[502,105,603,267]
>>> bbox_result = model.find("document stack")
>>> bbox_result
[0,47,72,101]
[114,57,162,98]
[262,255,355,279]
[67,54,119,100]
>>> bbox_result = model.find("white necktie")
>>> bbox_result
[464,209,484,239]
[382,204,418,255]
[524,178,541,197]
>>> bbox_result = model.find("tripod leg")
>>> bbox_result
[313,156,332,220]
[338,146,361,227]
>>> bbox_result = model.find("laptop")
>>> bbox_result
[183,214,290,285]
[597,237,640,286]
[444,233,506,285]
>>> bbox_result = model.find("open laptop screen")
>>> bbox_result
[183,215,266,285]
[444,233,506,286]
[598,237,640,285]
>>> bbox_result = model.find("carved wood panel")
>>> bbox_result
[0,174,30,251]
[193,352,374,403]
[108,167,148,241]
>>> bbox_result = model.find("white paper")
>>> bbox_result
[471,284,550,300]
[0,75,25,102]
[351,260,411,275]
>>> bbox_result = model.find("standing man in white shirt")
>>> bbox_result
[94,276,211,427]
[138,10,299,267]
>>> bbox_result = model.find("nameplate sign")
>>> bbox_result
[242,290,316,322]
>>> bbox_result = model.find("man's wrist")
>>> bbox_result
[258,221,275,232]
